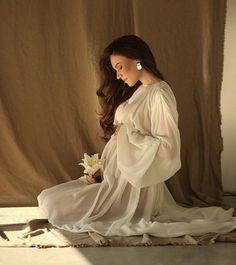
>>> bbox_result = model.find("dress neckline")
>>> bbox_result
[127,80,165,104]
[142,80,164,87]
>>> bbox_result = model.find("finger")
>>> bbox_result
[93,170,101,178]
[86,175,95,184]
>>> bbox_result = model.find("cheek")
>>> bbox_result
[123,63,136,77]
[125,67,140,86]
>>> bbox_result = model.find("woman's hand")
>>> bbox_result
[86,169,102,184]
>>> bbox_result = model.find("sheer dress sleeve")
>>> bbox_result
[116,85,181,188]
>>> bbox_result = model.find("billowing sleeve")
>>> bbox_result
[116,85,181,188]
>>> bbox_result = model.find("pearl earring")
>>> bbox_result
[136,62,142,70]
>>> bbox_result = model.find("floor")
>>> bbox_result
[0,243,236,265]
[0,196,236,265]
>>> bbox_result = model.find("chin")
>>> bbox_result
[127,81,136,87]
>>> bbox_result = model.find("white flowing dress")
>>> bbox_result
[38,81,236,237]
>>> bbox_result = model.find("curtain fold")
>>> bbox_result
[0,0,227,207]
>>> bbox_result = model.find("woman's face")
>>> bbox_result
[110,54,141,87]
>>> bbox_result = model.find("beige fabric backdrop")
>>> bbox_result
[0,0,227,207]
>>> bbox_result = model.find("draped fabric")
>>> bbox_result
[0,0,227,207]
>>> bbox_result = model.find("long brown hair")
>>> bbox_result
[96,35,164,141]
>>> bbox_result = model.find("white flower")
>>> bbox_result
[79,153,105,176]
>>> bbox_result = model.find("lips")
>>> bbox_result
[123,78,127,83]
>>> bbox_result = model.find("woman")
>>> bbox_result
[38,35,236,237]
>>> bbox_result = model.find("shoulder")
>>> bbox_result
[148,81,177,106]
[147,81,179,121]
